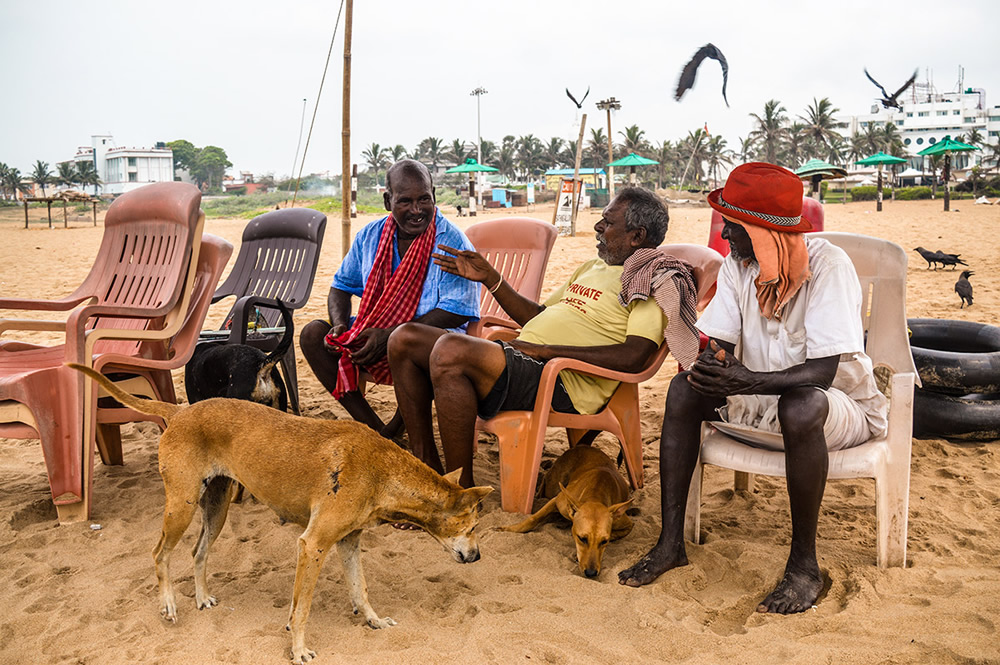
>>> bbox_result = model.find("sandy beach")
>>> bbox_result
[1,197,998,664]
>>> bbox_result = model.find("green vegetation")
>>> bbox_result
[201,192,383,220]
[895,187,933,201]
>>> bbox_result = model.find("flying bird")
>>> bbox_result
[937,251,968,270]
[955,270,974,308]
[565,86,590,109]
[864,68,918,110]
[675,43,729,107]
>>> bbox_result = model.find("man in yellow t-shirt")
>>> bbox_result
[386,187,670,488]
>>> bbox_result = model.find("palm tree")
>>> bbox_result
[31,160,52,197]
[780,123,809,168]
[544,137,565,168]
[417,136,444,173]
[390,144,408,162]
[882,123,906,157]
[987,141,1000,174]
[0,162,10,200]
[862,123,883,155]
[748,99,788,164]
[446,139,469,167]
[515,135,544,180]
[677,129,709,189]
[587,127,607,176]
[653,140,674,189]
[76,161,101,196]
[737,135,756,163]
[618,124,648,155]
[824,132,847,166]
[478,139,497,166]
[704,135,734,189]
[560,140,578,169]
[361,142,389,187]
[56,161,78,190]
[3,166,29,200]
[847,132,868,165]
[497,144,516,183]
[798,97,843,157]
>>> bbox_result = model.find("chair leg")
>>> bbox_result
[96,424,124,466]
[734,471,754,491]
[280,347,300,415]
[875,465,909,568]
[493,415,545,514]
[684,460,703,544]
[605,385,644,490]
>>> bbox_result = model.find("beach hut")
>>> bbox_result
[607,153,659,186]
[445,158,499,217]
[856,152,907,212]
[917,138,980,212]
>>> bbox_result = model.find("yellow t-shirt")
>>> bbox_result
[519,259,666,414]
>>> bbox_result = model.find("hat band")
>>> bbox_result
[718,195,801,227]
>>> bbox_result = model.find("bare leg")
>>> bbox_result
[428,334,508,488]
[619,372,724,587]
[387,323,449,473]
[758,386,828,614]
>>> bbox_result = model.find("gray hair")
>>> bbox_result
[385,159,432,193]
[613,186,669,246]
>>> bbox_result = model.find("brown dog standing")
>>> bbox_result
[502,445,632,578]
[69,363,492,665]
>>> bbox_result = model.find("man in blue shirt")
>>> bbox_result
[300,160,480,435]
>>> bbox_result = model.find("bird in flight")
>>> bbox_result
[675,43,729,107]
[864,68,917,110]
[565,86,590,109]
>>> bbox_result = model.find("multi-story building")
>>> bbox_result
[63,135,174,196]
[837,73,999,173]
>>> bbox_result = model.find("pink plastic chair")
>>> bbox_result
[708,196,825,256]
[464,217,557,340]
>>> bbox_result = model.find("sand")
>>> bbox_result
[1,197,999,664]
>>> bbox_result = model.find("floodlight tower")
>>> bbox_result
[471,86,488,208]
[596,97,621,198]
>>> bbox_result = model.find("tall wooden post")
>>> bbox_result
[569,113,587,236]
[46,201,52,228]
[340,0,354,258]
[23,200,28,229]
[943,153,951,212]
[876,167,883,212]
[350,164,358,218]
[63,199,68,227]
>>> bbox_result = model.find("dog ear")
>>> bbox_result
[609,497,633,518]
[558,482,581,514]
[442,468,463,485]
[462,485,494,507]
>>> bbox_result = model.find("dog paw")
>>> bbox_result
[196,594,218,610]
[160,602,177,623]
[367,616,397,629]
[291,647,316,664]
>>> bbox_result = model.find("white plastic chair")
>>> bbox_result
[683,232,919,568]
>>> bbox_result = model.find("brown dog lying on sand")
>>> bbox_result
[69,363,492,665]
[502,445,632,578]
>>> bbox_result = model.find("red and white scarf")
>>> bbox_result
[326,212,436,398]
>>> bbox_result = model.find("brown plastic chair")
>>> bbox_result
[0,182,217,522]
[685,232,918,568]
[205,207,327,414]
[464,217,557,340]
[478,244,724,513]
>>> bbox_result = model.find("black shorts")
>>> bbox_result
[477,341,578,419]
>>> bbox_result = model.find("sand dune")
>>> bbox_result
[1,198,998,664]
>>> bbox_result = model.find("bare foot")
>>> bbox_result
[757,567,823,614]
[617,545,688,587]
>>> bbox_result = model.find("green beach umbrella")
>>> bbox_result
[794,158,848,200]
[445,158,498,217]
[856,152,908,212]
[607,152,659,185]
[917,138,980,211]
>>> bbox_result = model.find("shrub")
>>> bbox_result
[895,186,933,200]
[849,186,878,201]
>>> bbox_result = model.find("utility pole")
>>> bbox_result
[596,97,620,198]
[471,86,488,210]
[340,0,353,258]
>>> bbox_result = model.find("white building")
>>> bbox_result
[65,135,175,196]
[837,74,1000,172]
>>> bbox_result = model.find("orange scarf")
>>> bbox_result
[734,220,810,320]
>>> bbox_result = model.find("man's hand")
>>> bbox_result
[433,244,497,285]
[323,323,348,352]
[350,327,391,367]
[506,338,549,361]
[687,341,758,397]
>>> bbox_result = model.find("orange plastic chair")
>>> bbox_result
[479,243,724,513]
[464,217,557,340]
[0,182,226,522]
[685,232,918,568]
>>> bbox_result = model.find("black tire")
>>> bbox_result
[913,388,1000,442]
[908,318,1000,395]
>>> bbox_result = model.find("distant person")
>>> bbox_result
[618,162,888,615]
[456,204,464,217]
[300,159,481,435]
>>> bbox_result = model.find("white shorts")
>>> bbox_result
[721,388,873,452]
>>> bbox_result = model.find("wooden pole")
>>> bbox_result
[23,200,28,229]
[47,201,52,228]
[340,0,354,259]
[93,200,98,225]
[350,164,358,218]
[569,113,587,236]
[63,200,68,227]
[943,153,951,212]
[876,167,883,212]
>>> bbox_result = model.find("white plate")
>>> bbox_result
[707,421,785,449]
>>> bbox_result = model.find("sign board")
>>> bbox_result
[526,183,535,204]
[554,179,580,236]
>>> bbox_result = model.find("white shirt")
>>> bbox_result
[697,236,888,438]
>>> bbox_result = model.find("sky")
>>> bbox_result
[2,0,999,179]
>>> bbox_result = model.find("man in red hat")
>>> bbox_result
[619,163,888,614]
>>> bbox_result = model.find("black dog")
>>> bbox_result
[185,300,294,411]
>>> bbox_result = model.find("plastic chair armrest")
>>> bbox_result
[0,294,93,312]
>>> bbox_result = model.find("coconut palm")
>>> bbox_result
[56,161,78,190]
[882,123,906,157]
[677,129,709,188]
[779,123,809,168]
[361,142,389,187]
[653,140,675,189]
[390,144,408,162]
[847,132,868,165]
[3,166,29,200]
[560,140,578,169]
[544,137,565,168]
[31,160,53,197]
[587,127,607,175]
[0,162,10,200]
[704,135,734,189]
[446,139,469,167]
[824,132,847,166]
[749,99,789,164]
[497,144,516,183]
[862,123,883,155]
[618,124,649,155]
[987,141,1000,174]
[516,135,544,180]
[798,97,843,156]
[478,140,497,166]
[76,161,101,196]
[417,136,444,173]
[737,135,755,163]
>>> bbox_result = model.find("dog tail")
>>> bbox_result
[66,363,180,422]
[259,298,294,377]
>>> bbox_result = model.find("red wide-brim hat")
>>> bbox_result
[708,162,811,233]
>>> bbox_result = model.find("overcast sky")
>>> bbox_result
[2,0,998,179]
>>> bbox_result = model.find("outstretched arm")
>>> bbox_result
[508,335,659,375]
[687,338,839,397]
[433,244,544,326]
